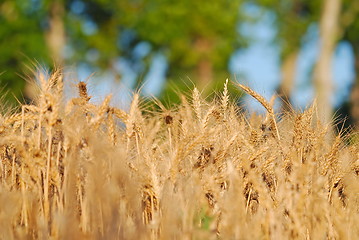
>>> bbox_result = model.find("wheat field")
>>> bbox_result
[0,71,358,239]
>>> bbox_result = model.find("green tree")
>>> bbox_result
[1,0,245,106]
[0,0,118,105]
[117,0,243,92]
[0,0,50,105]
[65,0,121,71]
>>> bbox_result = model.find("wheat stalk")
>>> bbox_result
[0,72,356,239]
[235,82,280,140]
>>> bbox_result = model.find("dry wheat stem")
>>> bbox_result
[235,82,281,140]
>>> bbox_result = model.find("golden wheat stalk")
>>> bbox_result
[235,82,280,140]
[0,71,357,239]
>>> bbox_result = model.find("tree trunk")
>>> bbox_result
[194,38,213,90]
[278,51,298,112]
[25,0,65,102]
[313,0,342,125]
[350,48,359,129]
[350,84,359,128]
[196,58,213,90]
[45,0,66,66]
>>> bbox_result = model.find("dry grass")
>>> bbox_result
[0,71,359,239]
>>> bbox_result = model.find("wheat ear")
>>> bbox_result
[235,82,280,140]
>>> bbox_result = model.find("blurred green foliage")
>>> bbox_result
[1,0,245,105]
[0,0,50,104]
[118,0,242,69]
[1,0,359,113]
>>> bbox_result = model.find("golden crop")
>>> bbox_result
[0,71,358,239]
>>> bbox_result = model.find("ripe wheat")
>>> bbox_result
[0,71,358,239]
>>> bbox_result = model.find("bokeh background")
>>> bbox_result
[1,0,358,128]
